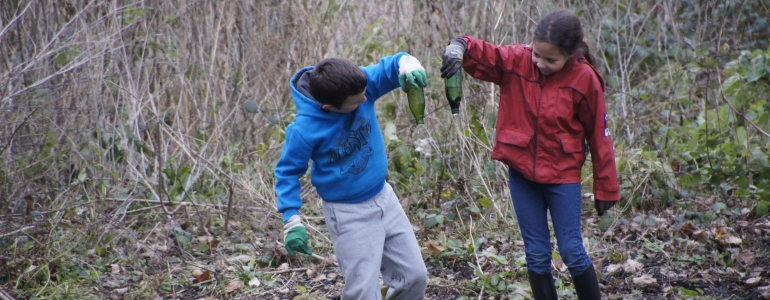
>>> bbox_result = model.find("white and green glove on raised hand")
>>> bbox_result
[283,215,312,256]
[398,55,428,92]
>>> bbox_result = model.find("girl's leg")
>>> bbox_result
[509,168,558,299]
[508,167,552,275]
[543,182,591,276]
[544,182,601,299]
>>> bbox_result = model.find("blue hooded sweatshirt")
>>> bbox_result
[275,53,409,222]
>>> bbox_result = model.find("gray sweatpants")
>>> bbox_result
[322,182,427,300]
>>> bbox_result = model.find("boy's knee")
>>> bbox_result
[404,262,427,282]
[414,266,428,283]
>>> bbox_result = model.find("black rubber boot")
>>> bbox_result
[528,271,558,300]
[572,265,601,300]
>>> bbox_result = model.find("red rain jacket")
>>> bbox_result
[460,36,620,201]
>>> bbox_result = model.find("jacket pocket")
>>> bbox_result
[497,128,532,147]
[559,136,584,153]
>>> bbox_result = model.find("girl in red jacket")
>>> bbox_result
[440,10,620,300]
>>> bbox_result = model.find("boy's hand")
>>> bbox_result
[398,55,428,92]
[441,39,467,78]
[283,215,312,256]
[594,200,617,217]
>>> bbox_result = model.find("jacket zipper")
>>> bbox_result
[534,78,547,181]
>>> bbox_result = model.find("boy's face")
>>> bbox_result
[322,88,367,113]
[531,41,573,76]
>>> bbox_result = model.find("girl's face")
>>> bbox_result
[531,41,574,76]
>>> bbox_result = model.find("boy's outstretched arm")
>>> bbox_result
[361,53,428,101]
[274,124,314,256]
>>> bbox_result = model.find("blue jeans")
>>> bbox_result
[508,167,592,276]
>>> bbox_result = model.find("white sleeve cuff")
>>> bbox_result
[283,214,302,230]
[398,55,424,75]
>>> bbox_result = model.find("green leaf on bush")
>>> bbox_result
[599,216,613,231]
[424,215,438,228]
[756,202,769,217]
[679,287,700,296]
[722,74,742,94]
[737,177,750,189]
[478,197,492,209]
[243,100,258,113]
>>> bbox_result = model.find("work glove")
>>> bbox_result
[398,55,428,92]
[594,200,617,217]
[283,215,312,256]
[440,38,467,78]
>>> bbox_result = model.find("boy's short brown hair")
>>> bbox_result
[309,58,367,109]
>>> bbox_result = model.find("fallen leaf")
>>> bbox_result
[679,223,698,237]
[633,274,658,286]
[607,263,623,275]
[425,240,445,257]
[623,259,644,273]
[152,244,169,252]
[227,254,252,264]
[691,229,712,242]
[192,270,210,283]
[311,273,327,282]
[746,277,762,286]
[715,227,743,246]
[248,277,261,287]
[197,236,214,243]
[278,263,289,271]
[224,278,244,293]
[738,251,756,265]
[111,264,121,275]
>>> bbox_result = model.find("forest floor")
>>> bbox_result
[1,199,769,300]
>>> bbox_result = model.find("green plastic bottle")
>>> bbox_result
[406,83,425,125]
[444,72,463,115]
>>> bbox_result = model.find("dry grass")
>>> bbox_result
[1,0,767,299]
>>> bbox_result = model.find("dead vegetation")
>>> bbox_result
[1,0,769,299]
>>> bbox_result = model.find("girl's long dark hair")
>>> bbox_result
[534,10,595,66]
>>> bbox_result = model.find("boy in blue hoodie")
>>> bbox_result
[275,53,429,299]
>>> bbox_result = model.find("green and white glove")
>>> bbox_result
[283,215,312,256]
[398,55,428,92]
